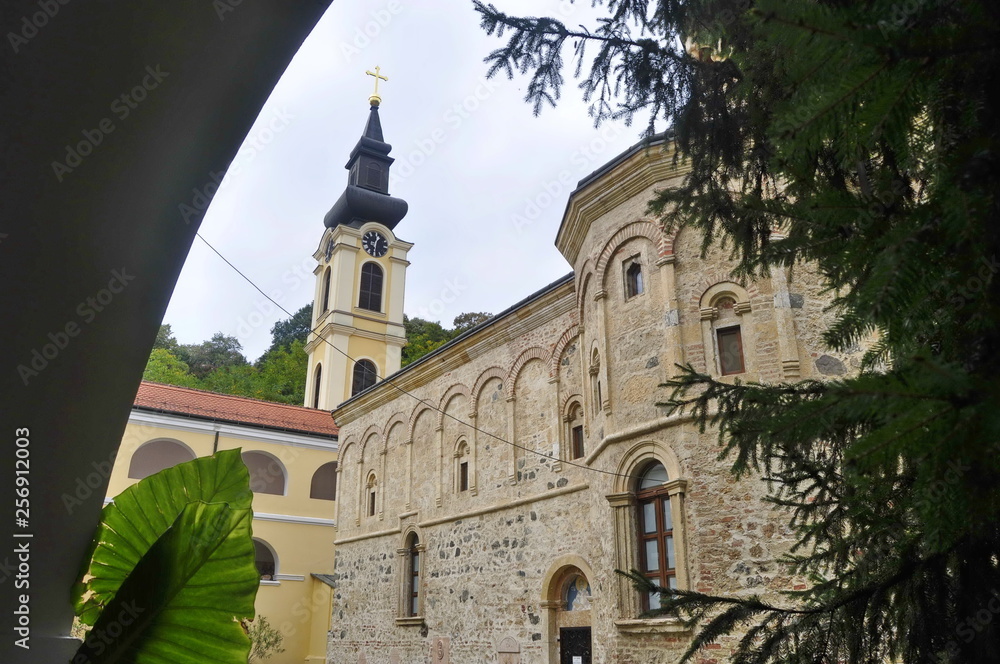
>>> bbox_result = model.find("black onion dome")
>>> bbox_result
[324,104,408,231]
[324,185,408,230]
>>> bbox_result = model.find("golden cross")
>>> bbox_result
[365,65,388,105]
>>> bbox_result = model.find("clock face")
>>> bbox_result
[362,230,388,257]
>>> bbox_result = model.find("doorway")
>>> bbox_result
[559,626,591,664]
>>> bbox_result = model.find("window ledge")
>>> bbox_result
[395,616,424,627]
[259,580,280,586]
[614,618,691,634]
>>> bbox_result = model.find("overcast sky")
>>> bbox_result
[164,1,647,361]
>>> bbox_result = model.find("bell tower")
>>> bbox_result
[305,69,411,410]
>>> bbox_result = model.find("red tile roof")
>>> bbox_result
[134,381,338,437]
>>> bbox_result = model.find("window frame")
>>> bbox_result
[321,266,331,312]
[636,469,676,611]
[312,364,322,409]
[716,325,746,375]
[358,261,384,312]
[366,472,378,518]
[397,531,425,624]
[352,359,378,396]
[624,258,644,299]
[571,424,585,460]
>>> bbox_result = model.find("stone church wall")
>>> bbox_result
[328,139,864,663]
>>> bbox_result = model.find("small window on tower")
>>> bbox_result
[352,359,378,396]
[358,263,383,312]
[312,364,322,409]
[365,163,384,189]
[322,267,331,312]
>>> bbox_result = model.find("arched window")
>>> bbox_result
[567,403,585,460]
[358,262,383,312]
[714,296,745,375]
[321,266,331,312]
[312,364,323,409]
[310,461,338,501]
[352,359,378,396]
[403,532,422,617]
[128,439,196,479]
[366,472,378,517]
[636,461,675,609]
[624,259,644,298]
[455,441,470,492]
[242,451,286,496]
[253,538,277,580]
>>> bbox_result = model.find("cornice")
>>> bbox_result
[333,280,576,424]
[556,143,691,267]
[128,409,338,450]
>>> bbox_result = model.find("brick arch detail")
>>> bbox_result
[406,403,437,443]
[688,274,761,310]
[594,220,661,288]
[576,260,595,310]
[338,436,359,465]
[471,366,507,411]
[561,392,584,419]
[358,426,382,464]
[381,412,408,451]
[437,383,472,428]
[549,325,581,379]
[505,346,552,400]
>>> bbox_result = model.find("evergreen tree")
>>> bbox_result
[475,2,1000,663]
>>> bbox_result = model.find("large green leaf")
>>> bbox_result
[71,501,258,664]
[73,449,252,624]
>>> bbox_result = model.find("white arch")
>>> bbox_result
[241,450,288,496]
[128,438,197,480]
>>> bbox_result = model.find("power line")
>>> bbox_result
[196,232,635,481]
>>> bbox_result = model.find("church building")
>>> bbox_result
[317,87,863,664]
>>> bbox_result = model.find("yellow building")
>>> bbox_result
[304,96,411,410]
[104,92,416,662]
[105,382,340,664]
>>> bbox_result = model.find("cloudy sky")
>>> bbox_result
[164,1,647,361]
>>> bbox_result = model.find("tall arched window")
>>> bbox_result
[253,538,277,580]
[352,359,377,396]
[567,403,585,460]
[455,441,470,492]
[310,461,338,501]
[636,461,675,609]
[405,533,421,617]
[128,439,196,480]
[358,262,383,312]
[321,266,331,312]
[242,451,287,496]
[312,364,322,409]
[366,472,378,517]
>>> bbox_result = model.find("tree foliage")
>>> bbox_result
[177,332,249,379]
[142,307,311,405]
[264,304,312,357]
[452,311,493,333]
[476,1,1000,663]
[244,616,286,663]
[402,312,494,366]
